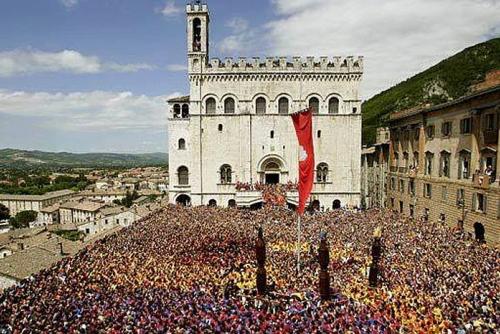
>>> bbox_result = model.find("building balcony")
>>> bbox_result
[408,169,418,178]
[472,173,491,189]
[398,167,408,174]
[482,129,498,145]
[235,191,263,207]
[390,166,398,173]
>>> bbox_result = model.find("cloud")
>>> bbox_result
[219,18,259,54]
[226,18,249,34]
[166,64,188,72]
[156,1,183,17]
[219,0,500,98]
[59,0,78,9]
[0,49,155,77]
[0,90,181,132]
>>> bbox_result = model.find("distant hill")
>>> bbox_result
[362,38,500,144]
[0,149,168,168]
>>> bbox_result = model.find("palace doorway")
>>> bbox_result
[263,161,281,184]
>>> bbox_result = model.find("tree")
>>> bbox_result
[11,210,38,229]
[0,203,9,221]
[122,191,134,208]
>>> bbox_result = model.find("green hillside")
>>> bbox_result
[362,38,500,144]
[0,149,168,168]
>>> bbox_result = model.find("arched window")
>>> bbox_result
[458,150,471,179]
[256,97,266,114]
[224,97,235,114]
[193,18,202,51]
[208,199,217,207]
[178,138,186,150]
[177,166,189,185]
[181,104,189,118]
[316,163,329,183]
[173,104,181,118]
[270,130,274,139]
[218,124,223,131]
[309,97,319,114]
[278,97,289,114]
[220,164,232,184]
[328,97,339,114]
[228,199,236,207]
[206,98,216,114]
[317,130,322,138]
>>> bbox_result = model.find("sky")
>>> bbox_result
[0,0,499,153]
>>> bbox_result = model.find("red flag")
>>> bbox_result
[291,107,315,215]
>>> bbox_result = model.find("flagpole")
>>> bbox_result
[297,212,301,274]
[296,124,301,275]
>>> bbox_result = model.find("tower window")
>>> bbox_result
[220,164,232,184]
[353,107,358,114]
[193,18,202,52]
[278,97,289,114]
[173,104,181,118]
[181,104,189,118]
[206,98,216,114]
[178,138,186,150]
[328,97,339,114]
[224,97,235,114]
[316,163,329,183]
[178,166,189,185]
[317,130,322,138]
[270,130,274,138]
[309,97,319,114]
[256,97,266,114]
[218,124,223,132]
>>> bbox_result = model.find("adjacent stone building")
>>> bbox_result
[361,128,390,209]
[0,190,75,216]
[168,1,363,208]
[387,85,499,244]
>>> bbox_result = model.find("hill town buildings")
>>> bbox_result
[361,85,499,244]
[168,1,363,208]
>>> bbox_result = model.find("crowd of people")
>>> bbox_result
[0,205,498,332]
[235,181,298,206]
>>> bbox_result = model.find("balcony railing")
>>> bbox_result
[408,169,418,178]
[472,173,491,189]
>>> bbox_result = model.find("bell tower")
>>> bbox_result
[186,1,209,73]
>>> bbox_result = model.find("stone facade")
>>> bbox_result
[387,86,499,244]
[167,2,363,208]
[361,128,390,209]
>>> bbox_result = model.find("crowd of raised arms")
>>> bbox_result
[0,205,498,333]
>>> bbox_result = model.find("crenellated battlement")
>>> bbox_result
[202,56,363,73]
[186,2,208,13]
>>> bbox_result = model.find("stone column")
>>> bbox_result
[318,232,330,301]
[369,228,382,288]
[255,226,267,295]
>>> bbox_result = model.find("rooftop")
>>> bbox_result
[167,95,190,103]
[0,235,83,280]
[60,201,108,212]
[0,189,75,202]
[390,84,500,121]
[100,206,128,217]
